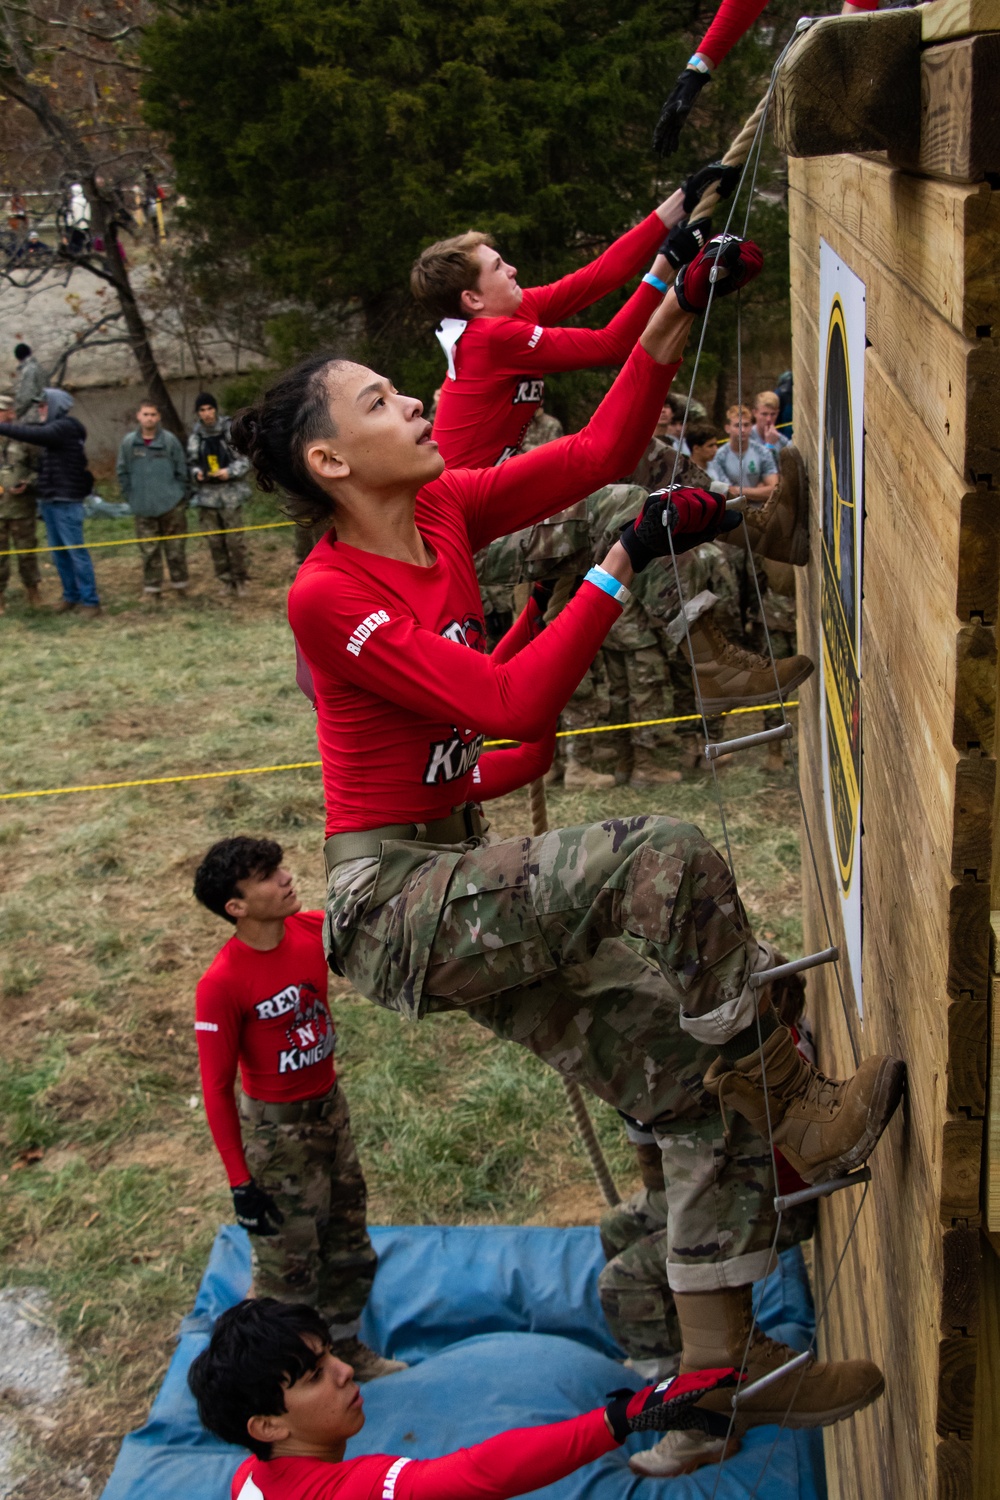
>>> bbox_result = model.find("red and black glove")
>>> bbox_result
[653,68,711,157]
[674,234,764,314]
[604,1368,743,1442]
[619,486,742,572]
[661,217,713,271]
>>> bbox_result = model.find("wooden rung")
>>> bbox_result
[704,724,792,760]
[732,1349,814,1407]
[748,945,840,988]
[774,1166,872,1214]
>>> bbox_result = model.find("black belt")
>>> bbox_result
[323,803,485,875]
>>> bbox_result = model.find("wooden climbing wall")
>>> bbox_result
[787,3,1000,1495]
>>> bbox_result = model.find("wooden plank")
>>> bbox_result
[938,1333,979,1438]
[938,1436,974,1498]
[958,494,1000,626]
[942,1225,982,1331]
[987,919,1000,1233]
[953,757,995,878]
[789,186,1000,486]
[892,36,1000,182]
[920,0,1000,43]
[790,155,1000,338]
[954,625,997,755]
[972,1236,1000,1498]
[948,1000,988,1115]
[773,9,920,158]
[942,1118,984,1224]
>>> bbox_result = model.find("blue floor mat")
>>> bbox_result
[101,1224,826,1500]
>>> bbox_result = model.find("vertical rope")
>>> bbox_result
[528,774,620,1207]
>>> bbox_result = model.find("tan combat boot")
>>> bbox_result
[628,1427,740,1478]
[564,740,615,790]
[329,1334,408,1382]
[626,745,682,788]
[742,443,809,566]
[25,586,41,607]
[674,1284,884,1431]
[702,1024,904,1185]
[680,611,814,714]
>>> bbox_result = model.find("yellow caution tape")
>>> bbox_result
[0,703,798,801]
[0,519,296,556]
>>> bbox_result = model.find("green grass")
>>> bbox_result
[0,499,802,1495]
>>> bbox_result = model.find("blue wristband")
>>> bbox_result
[688,53,713,73]
[643,272,668,294]
[585,566,631,605]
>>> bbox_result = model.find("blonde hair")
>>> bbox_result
[410,231,495,323]
[754,390,780,411]
[726,404,753,423]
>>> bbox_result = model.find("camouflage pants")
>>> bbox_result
[327,815,763,1109]
[240,1081,377,1336]
[598,1131,817,1344]
[199,504,249,585]
[603,643,671,753]
[0,513,40,592]
[135,502,188,591]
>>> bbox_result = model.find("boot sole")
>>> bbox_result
[697,657,815,714]
[804,1056,906,1184]
[730,1370,886,1433]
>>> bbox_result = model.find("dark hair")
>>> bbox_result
[193,836,283,923]
[229,353,349,527]
[14,343,31,361]
[686,422,718,451]
[188,1299,330,1458]
[662,394,685,421]
[138,399,160,412]
[195,391,218,411]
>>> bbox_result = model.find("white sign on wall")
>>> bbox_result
[818,239,865,1016]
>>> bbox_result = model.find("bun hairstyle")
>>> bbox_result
[229,352,349,528]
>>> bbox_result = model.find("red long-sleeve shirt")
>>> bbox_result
[431,211,667,469]
[695,0,876,68]
[195,911,335,1185]
[288,344,680,835]
[231,1408,618,1500]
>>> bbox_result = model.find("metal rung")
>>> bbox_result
[748,945,839,989]
[704,724,792,760]
[774,1166,871,1215]
[731,1349,814,1408]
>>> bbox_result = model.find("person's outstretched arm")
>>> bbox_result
[460,287,695,552]
[522,197,683,325]
[0,417,70,448]
[392,1409,617,1500]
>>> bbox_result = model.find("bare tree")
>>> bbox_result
[0,1,184,434]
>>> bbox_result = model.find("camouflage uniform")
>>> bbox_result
[599,1140,816,1359]
[325,813,781,1292]
[240,1081,378,1337]
[0,429,40,596]
[521,408,564,451]
[187,414,253,587]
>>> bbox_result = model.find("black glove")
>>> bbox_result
[673,234,764,315]
[682,160,741,215]
[232,1179,285,1237]
[619,486,742,572]
[661,217,713,271]
[653,68,711,157]
[604,1367,742,1442]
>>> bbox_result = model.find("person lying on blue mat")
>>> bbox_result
[189,1298,742,1499]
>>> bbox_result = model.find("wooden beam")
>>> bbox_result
[919,0,1000,43]
[773,9,921,157]
[789,155,1000,340]
[987,916,1000,1233]
[892,35,1000,182]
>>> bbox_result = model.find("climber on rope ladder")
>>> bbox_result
[653,0,880,156]
[230,235,904,1445]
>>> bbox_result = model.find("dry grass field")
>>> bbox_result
[0,494,803,1496]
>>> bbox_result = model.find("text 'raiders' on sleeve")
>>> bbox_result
[289,572,623,745]
[456,345,682,553]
